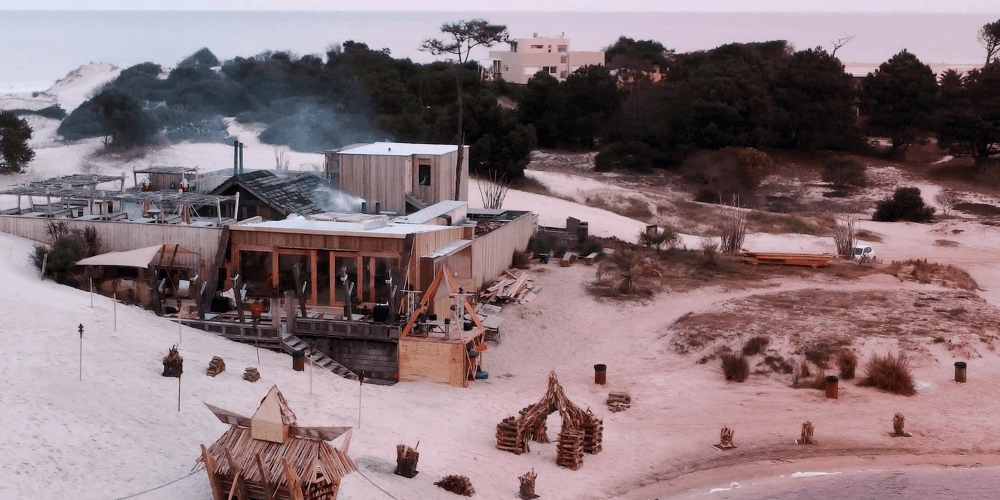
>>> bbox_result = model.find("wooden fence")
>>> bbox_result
[0,215,223,265]
[471,212,537,289]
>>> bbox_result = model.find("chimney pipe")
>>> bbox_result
[360,201,367,214]
[239,142,244,174]
[375,202,381,214]
[233,140,239,176]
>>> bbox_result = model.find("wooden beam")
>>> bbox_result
[200,444,225,500]
[224,448,251,500]
[282,459,306,500]
[255,453,277,500]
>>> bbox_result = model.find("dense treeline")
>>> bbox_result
[52,19,1000,184]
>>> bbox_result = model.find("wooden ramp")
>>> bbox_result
[741,252,833,268]
[282,333,359,381]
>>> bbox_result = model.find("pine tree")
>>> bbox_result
[0,111,35,173]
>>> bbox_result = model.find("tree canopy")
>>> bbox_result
[0,111,35,173]
[420,19,509,64]
[978,19,1000,65]
[861,49,938,156]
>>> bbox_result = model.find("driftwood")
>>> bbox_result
[435,475,475,497]
[518,469,539,499]
[162,345,183,377]
[243,367,260,383]
[206,356,225,377]
[890,412,912,437]
[394,442,419,478]
[481,270,536,304]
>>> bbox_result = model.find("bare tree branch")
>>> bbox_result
[830,35,856,58]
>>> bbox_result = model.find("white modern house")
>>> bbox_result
[488,34,605,84]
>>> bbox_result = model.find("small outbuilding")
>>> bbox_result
[199,385,357,500]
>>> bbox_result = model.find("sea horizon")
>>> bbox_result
[1,10,996,94]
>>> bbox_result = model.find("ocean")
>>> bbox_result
[0,10,996,93]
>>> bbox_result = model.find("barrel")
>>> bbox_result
[292,349,306,371]
[955,361,967,383]
[825,375,839,399]
[594,364,607,385]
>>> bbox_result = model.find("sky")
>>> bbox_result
[3,0,998,11]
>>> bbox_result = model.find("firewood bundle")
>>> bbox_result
[556,428,584,470]
[583,413,603,454]
[162,345,183,378]
[719,426,735,449]
[394,443,420,478]
[435,475,475,497]
[496,416,526,454]
[890,413,912,437]
[606,391,631,412]
[205,356,225,377]
[481,270,537,304]
[243,367,260,383]
[518,469,539,499]
[799,421,814,444]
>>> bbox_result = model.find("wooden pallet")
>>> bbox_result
[741,252,832,268]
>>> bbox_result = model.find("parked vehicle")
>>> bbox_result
[852,244,876,265]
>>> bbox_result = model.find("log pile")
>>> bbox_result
[518,469,539,500]
[162,345,183,378]
[206,356,225,377]
[556,428,584,470]
[243,367,260,383]
[520,406,549,443]
[606,391,631,412]
[583,412,603,454]
[481,270,538,304]
[496,416,526,454]
[395,443,420,478]
[435,475,475,497]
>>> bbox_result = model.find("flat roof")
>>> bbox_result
[339,142,458,157]
[231,215,458,238]
[395,200,467,224]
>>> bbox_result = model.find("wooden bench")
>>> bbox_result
[560,252,577,267]
[581,252,599,265]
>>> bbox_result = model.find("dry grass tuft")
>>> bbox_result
[838,350,858,380]
[856,229,883,243]
[859,353,916,396]
[833,213,857,258]
[721,353,750,382]
[885,259,979,290]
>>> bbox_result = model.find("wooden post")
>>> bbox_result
[40,253,47,277]
[78,323,83,381]
[233,275,245,324]
[90,278,94,307]
[224,448,251,500]
[282,459,306,500]
[113,293,117,331]
[201,444,225,500]
[358,375,363,428]
[284,291,296,332]
[177,373,182,412]
[177,298,183,344]
[255,453,276,500]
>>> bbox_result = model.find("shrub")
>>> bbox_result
[934,190,960,216]
[528,233,559,255]
[719,205,747,255]
[792,359,812,385]
[833,213,857,258]
[595,141,656,173]
[32,238,86,285]
[822,156,867,188]
[684,147,774,203]
[579,237,603,257]
[10,105,67,120]
[511,250,531,269]
[700,237,719,265]
[721,353,750,382]
[858,353,916,396]
[742,336,770,356]
[872,187,935,222]
[838,350,858,380]
[639,226,679,254]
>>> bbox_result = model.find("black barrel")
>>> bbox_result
[825,375,839,399]
[595,364,607,385]
[955,361,967,383]
[292,349,306,371]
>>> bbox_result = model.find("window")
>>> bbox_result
[557,45,567,53]
[547,66,557,74]
[560,55,568,64]
[493,60,501,72]
[418,164,431,186]
[511,41,517,52]
[531,44,543,49]
[504,65,509,72]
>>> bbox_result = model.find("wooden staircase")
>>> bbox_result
[281,333,359,381]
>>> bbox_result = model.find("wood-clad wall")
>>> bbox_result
[471,212,538,289]
[0,215,222,265]
[338,147,469,214]
[338,154,409,214]
[398,339,466,386]
[409,226,466,288]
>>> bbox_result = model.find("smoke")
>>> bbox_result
[311,185,365,213]
[250,96,378,152]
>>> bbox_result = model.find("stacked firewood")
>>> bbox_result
[606,391,631,412]
[718,426,735,449]
[243,367,260,383]
[394,443,420,478]
[206,356,225,377]
[520,406,549,443]
[583,412,603,454]
[556,428,584,470]
[435,475,475,497]
[481,270,538,304]
[496,416,525,454]
[799,421,814,444]
[518,469,539,500]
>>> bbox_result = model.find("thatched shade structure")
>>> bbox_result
[198,386,357,500]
